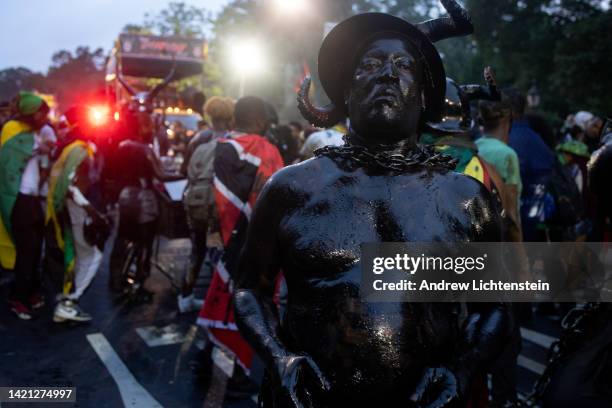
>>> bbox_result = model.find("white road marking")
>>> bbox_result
[136,325,185,347]
[87,333,163,408]
[518,355,546,375]
[521,327,557,349]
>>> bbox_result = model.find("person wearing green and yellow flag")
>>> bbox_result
[0,92,52,320]
[46,106,108,323]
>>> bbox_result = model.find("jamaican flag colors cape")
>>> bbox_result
[46,140,94,295]
[0,120,35,270]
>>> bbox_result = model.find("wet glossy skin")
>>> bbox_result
[234,37,510,408]
[347,37,424,145]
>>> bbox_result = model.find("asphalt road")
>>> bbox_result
[0,234,255,408]
[0,233,564,407]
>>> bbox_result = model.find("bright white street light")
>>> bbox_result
[230,39,266,77]
[229,39,266,96]
[272,0,309,15]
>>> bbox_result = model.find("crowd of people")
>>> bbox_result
[1,7,611,405]
[0,79,610,397]
[0,88,350,322]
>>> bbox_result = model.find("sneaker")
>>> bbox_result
[29,293,45,310]
[53,300,92,323]
[10,300,33,320]
[178,294,202,313]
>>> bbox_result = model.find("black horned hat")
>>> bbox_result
[298,0,474,128]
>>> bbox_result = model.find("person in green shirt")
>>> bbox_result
[476,99,522,227]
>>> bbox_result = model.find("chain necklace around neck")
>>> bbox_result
[314,134,457,174]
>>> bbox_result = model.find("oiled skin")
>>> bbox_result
[234,35,511,407]
[234,155,509,406]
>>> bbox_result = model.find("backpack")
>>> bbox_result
[547,159,583,227]
[183,138,219,221]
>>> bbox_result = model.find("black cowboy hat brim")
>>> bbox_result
[318,13,446,123]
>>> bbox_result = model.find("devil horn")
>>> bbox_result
[460,67,501,102]
[117,70,136,96]
[416,0,474,43]
[297,77,343,128]
[147,62,177,103]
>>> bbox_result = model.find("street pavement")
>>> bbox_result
[0,235,255,408]
[0,234,564,407]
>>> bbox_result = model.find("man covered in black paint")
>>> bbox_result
[233,2,512,407]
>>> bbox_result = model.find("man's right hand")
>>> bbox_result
[272,354,330,408]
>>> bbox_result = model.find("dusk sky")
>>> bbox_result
[2,0,610,73]
[0,0,229,73]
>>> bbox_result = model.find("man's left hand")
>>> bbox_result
[410,367,459,408]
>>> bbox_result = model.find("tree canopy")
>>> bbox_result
[0,47,105,108]
[1,0,610,123]
[205,0,611,121]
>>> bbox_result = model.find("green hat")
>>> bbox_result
[556,140,590,158]
[17,91,46,116]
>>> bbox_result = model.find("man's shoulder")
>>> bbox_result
[226,133,276,151]
[1,120,32,143]
[193,136,219,153]
[434,169,490,196]
[479,137,518,158]
[510,122,545,145]
[510,124,553,160]
[189,130,215,147]
[264,156,335,189]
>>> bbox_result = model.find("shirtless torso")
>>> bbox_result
[235,155,504,406]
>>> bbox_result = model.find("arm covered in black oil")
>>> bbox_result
[233,173,329,407]
[453,185,513,397]
[411,184,512,408]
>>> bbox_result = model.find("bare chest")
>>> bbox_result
[278,172,474,274]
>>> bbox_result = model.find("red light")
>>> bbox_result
[88,105,110,127]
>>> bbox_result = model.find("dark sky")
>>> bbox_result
[0,0,228,73]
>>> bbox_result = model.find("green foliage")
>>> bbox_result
[550,9,612,115]
[0,47,105,109]
[121,24,153,35]
[0,47,105,108]
[464,0,611,117]
[45,47,106,108]
[0,68,47,100]
[138,2,211,37]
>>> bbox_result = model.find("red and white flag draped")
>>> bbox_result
[197,133,284,374]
